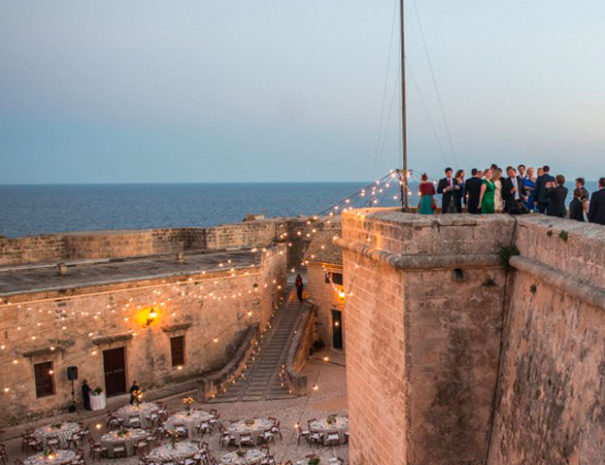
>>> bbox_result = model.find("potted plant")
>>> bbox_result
[92,387,103,395]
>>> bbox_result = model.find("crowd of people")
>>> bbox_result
[417,164,605,225]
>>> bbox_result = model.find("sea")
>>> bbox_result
[0,182,598,238]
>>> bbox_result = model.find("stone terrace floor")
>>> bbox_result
[0,353,348,464]
[0,249,260,296]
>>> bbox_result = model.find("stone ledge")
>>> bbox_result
[92,333,133,346]
[335,237,502,270]
[510,255,605,310]
[161,322,193,333]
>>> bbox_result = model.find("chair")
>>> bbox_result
[0,444,8,465]
[208,411,220,429]
[218,425,235,448]
[46,437,60,449]
[307,430,322,448]
[128,415,142,428]
[110,442,127,459]
[325,431,340,446]
[106,415,122,430]
[269,421,282,441]
[258,430,274,445]
[22,435,40,453]
[134,439,149,456]
[295,424,309,446]
[88,442,106,461]
[238,433,255,447]
[196,421,210,437]
[174,423,188,439]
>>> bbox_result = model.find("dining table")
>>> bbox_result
[228,418,274,446]
[219,448,265,465]
[147,441,200,463]
[100,428,148,458]
[308,416,348,445]
[163,409,214,438]
[33,423,81,449]
[24,450,76,465]
[116,402,159,429]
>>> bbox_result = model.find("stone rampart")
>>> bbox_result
[339,209,604,465]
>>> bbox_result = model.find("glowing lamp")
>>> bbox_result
[146,308,158,326]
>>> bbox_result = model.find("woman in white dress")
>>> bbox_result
[493,168,503,213]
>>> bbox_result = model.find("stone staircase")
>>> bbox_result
[209,289,303,403]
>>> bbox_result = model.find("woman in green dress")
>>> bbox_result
[417,173,436,215]
[479,169,495,214]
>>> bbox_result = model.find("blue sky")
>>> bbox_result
[1,0,603,183]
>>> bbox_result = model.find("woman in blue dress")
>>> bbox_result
[523,167,537,212]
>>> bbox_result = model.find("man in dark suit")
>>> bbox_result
[534,165,555,213]
[437,167,460,213]
[588,177,605,225]
[464,169,483,214]
[501,166,527,214]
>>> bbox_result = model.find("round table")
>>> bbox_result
[116,402,159,429]
[33,423,81,449]
[164,410,214,438]
[308,417,348,445]
[100,428,148,458]
[147,441,200,463]
[219,448,265,465]
[294,458,343,465]
[24,450,76,465]
[90,392,106,411]
[228,418,273,446]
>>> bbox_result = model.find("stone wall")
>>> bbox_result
[487,217,605,465]
[339,210,604,465]
[339,211,513,465]
[307,266,345,350]
[0,245,286,427]
[0,219,293,266]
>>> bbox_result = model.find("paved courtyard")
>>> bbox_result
[1,354,348,465]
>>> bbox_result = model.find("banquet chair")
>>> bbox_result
[269,421,282,441]
[0,443,7,465]
[295,424,310,446]
[46,437,60,449]
[173,423,188,439]
[128,415,142,428]
[106,415,122,430]
[134,439,149,456]
[89,442,106,460]
[258,430,274,445]
[325,431,340,447]
[238,433,255,447]
[195,421,210,437]
[307,431,322,448]
[208,411,220,430]
[21,435,40,453]
[259,453,276,465]
[217,425,235,448]
[110,443,127,459]
[334,458,345,465]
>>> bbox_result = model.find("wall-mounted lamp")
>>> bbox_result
[146,309,158,326]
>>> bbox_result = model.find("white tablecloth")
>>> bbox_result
[33,423,81,449]
[294,458,342,465]
[147,441,199,463]
[228,418,273,445]
[24,450,76,465]
[219,448,265,465]
[164,410,214,438]
[116,402,159,428]
[100,428,147,457]
[90,392,106,411]
[308,417,348,445]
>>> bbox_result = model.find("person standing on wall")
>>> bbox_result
[295,274,304,302]
[81,379,91,410]
[479,169,496,214]
[535,165,555,213]
[418,173,436,215]
[569,189,585,222]
[464,169,483,214]
[437,167,460,213]
[545,175,568,218]
[502,166,527,214]
[588,177,605,225]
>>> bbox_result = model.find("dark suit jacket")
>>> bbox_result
[588,188,605,225]
[569,198,584,222]
[501,176,527,212]
[545,185,568,217]
[535,174,555,204]
[464,177,483,214]
[437,177,460,213]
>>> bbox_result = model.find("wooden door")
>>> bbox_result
[103,347,127,397]
[332,310,343,350]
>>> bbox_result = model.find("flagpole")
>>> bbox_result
[400,0,409,212]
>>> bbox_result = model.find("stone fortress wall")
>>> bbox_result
[0,218,315,427]
[337,210,604,465]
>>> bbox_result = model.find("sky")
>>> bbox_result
[0,0,604,184]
